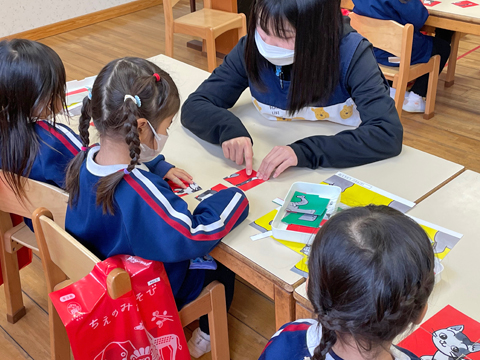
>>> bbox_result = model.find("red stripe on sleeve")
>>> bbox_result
[37,121,79,155]
[124,174,248,241]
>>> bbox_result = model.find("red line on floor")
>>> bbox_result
[457,44,480,60]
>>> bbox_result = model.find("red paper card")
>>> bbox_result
[286,219,328,234]
[453,0,478,7]
[424,0,441,6]
[195,184,229,201]
[224,169,265,191]
[398,305,480,360]
[167,180,202,197]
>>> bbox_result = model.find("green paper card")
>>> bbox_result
[282,210,326,228]
[287,192,330,216]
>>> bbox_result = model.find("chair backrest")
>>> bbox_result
[33,207,131,299]
[0,170,69,228]
[349,12,413,63]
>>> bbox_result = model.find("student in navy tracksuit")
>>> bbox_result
[353,0,452,112]
[182,0,403,181]
[65,57,249,359]
[260,206,435,360]
[0,39,82,194]
[0,39,82,234]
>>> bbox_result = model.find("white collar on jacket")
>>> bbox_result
[86,145,149,177]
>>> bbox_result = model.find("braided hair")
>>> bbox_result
[307,205,435,359]
[65,57,180,214]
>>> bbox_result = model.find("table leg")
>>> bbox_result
[295,302,315,321]
[445,31,461,88]
[274,285,295,330]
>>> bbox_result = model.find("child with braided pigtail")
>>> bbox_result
[65,57,249,358]
[259,205,435,360]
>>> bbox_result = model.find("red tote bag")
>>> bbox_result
[50,255,190,360]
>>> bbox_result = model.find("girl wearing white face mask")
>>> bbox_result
[65,57,249,359]
[182,0,403,180]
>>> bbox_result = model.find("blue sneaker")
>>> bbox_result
[189,255,217,270]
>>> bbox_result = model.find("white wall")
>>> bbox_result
[1,0,136,37]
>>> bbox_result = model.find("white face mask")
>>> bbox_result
[254,30,295,66]
[139,121,168,163]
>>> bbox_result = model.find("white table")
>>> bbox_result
[294,170,480,324]
[145,54,464,330]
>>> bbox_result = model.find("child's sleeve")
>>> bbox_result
[389,0,429,30]
[181,36,251,146]
[118,169,249,263]
[36,121,82,188]
[143,154,175,178]
[259,320,316,360]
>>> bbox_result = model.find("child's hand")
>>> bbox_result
[165,168,193,188]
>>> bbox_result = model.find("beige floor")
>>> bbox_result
[1,1,480,359]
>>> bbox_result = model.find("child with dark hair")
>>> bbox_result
[0,39,82,197]
[65,57,249,358]
[182,0,403,180]
[259,205,435,360]
[352,0,452,113]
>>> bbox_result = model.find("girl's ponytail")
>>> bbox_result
[66,96,91,205]
[96,99,141,214]
[312,325,337,360]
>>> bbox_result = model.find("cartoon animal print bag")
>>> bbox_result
[50,255,190,360]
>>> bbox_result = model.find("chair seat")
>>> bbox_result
[174,8,244,31]
[379,62,432,82]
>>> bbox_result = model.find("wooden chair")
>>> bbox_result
[33,207,230,360]
[163,0,247,72]
[349,12,441,120]
[0,171,68,323]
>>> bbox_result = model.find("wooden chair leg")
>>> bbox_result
[0,241,26,324]
[393,77,408,120]
[238,14,247,39]
[49,300,70,360]
[190,0,196,12]
[208,283,230,360]
[165,28,174,58]
[424,55,440,120]
[445,31,461,88]
[205,30,217,72]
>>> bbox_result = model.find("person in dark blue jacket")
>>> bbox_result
[65,57,249,359]
[353,0,452,112]
[0,39,82,196]
[182,0,403,181]
[260,206,435,360]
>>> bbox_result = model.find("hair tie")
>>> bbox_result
[87,88,92,100]
[153,73,161,82]
[124,95,141,107]
[123,168,131,175]
[81,146,88,152]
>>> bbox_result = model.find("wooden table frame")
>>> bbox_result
[425,12,480,87]
[210,244,305,330]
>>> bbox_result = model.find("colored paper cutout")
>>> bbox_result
[424,0,441,6]
[398,305,480,360]
[195,184,228,201]
[167,180,202,197]
[282,211,325,228]
[321,172,415,213]
[224,169,265,191]
[453,0,478,7]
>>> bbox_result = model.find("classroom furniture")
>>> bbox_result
[163,0,247,72]
[0,171,68,324]
[190,0,196,12]
[33,207,231,360]
[294,170,480,323]
[349,12,441,120]
[425,0,480,87]
[144,55,463,330]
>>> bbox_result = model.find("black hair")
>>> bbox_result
[245,0,343,114]
[0,39,67,198]
[307,205,435,360]
[65,57,180,214]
